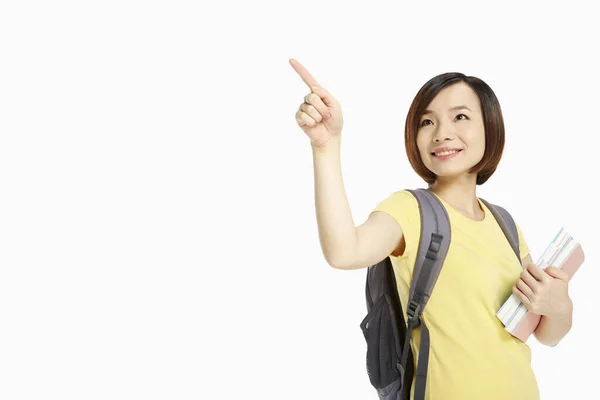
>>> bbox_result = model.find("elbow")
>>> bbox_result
[329,262,346,270]
[322,239,361,270]
[326,256,353,270]
[535,335,557,347]
[538,337,561,347]
[324,251,356,270]
[534,328,570,348]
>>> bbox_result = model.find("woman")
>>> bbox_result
[289,58,573,400]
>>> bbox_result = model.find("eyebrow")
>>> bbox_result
[422,105,472,115]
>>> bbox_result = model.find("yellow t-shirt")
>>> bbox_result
[372,190,539,400]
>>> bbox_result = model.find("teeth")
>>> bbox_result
[435,150,459,156]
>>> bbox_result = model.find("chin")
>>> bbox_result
[428,165,473,179]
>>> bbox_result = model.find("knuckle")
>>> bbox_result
[299,113,309,123]
[529,305,537,313]
[302,102,326,120]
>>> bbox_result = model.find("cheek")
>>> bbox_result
[465,127,485,150]
[477,134,486,153]
[416,136,428,155]
[417,143,430,163]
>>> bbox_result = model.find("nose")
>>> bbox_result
[432,119,455,142]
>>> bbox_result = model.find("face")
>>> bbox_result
[416,81,486,183]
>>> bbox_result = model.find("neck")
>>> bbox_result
[428,177,482,219]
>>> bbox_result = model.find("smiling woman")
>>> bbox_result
[291,59,570,400]
[405,75,505,188]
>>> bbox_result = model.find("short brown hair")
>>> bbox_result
[404,72,505,186]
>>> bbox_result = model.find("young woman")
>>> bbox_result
[289,58,573,400]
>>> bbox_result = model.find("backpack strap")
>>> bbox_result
[401,188,451,400]
[479,198,521,264]
[365,191,521,400]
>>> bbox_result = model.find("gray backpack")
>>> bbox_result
[361,188,520,400]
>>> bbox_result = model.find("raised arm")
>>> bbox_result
[290,58,404,269]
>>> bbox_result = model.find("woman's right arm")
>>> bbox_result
[290,58,403,270]
[312,143,404,269]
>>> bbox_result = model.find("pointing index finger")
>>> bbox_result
[289,58,321,90]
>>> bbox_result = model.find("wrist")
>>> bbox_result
[548,296,573,319]
[311,136,341,155]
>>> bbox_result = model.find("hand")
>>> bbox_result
[512,263,572,318]
[289,58,344,148]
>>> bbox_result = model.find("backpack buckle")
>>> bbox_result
[425,233,443,260]
[407,299,420,321]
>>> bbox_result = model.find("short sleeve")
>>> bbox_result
[515,222,530,262]
[369,190,421,259]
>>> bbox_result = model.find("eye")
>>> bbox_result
[420,119,433,127]
[456,113,469,121]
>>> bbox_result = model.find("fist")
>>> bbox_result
[512,263,571,317]
[290,58,344,148]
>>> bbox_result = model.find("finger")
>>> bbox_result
[290,59,322,90]
[300,103,323,123]
[513,285,532,309]
[546,266,569,282]
[520,270,539,293]
[310,85,337,108]
[289,60,337,108]
[304,93,332,120]
[527,263,548,281]
[516,278,535,299]
[296,110,316,127]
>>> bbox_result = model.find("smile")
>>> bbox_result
[432,149,462,159]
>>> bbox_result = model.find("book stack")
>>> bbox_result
[497,227,585,342]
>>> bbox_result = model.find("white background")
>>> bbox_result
[1,1,598,399]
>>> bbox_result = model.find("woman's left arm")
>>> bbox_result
[512,254,573,347]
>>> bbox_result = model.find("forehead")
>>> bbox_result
[426,82,480,112]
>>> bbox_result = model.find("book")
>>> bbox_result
[496,227,585,342]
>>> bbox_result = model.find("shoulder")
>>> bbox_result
[494,203,530,260]
[370,190,423,260]
[485,201,531,262]
[514,221,531,261]
[374,189,419,210]
[371,189,421,233]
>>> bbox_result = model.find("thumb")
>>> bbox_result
[546,266,569,282]
[310,85,338,108]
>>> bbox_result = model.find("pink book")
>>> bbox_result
[511,243,585,342]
